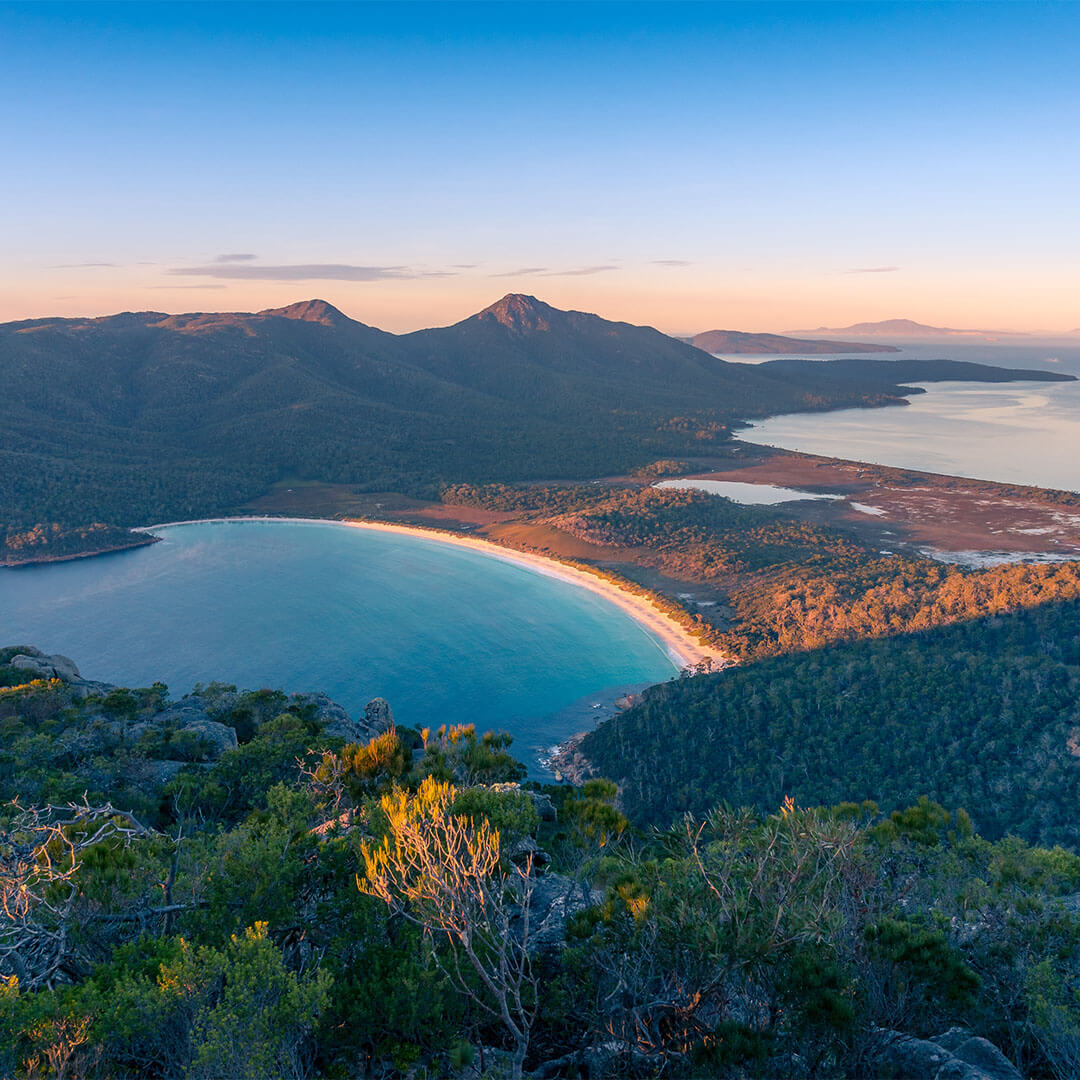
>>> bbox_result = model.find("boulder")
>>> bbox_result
[509,836,550,870]
[289,692,391,743]
[9,650,81,681]
[877,1030,1023,1080]
[363,696,394,733]
[181,719,238,755]
[529,872,602,952]
[120,703,237,760]
[932,1031,1023,1080]
[68,678,116,700]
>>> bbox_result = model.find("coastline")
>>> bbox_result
[136,514,723,671]
[1,533,160,569]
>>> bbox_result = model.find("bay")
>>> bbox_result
[1,520,679,773]
[730,344,1080,493]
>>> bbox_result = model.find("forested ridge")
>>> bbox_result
[3,649,1080,1079]
[581,598,1080,844]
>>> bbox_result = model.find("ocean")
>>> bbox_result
[1,520,679,774]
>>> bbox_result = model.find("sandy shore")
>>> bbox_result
[137,515,721,670]
[345,519,720,670]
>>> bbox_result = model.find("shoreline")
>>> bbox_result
[1,534,160,569]
[136,514,723,671]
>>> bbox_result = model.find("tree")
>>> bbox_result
[0,799,155,990]
[358,777,537,1079]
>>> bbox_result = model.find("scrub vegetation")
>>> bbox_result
[2,660,1080,1079]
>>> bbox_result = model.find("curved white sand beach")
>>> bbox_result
[344,519,721,670]
[138,515,722,670]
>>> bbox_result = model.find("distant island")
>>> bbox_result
[795,317,1029,340]
[691,328,898,354]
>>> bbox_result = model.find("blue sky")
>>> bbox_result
[2,1,1078,332]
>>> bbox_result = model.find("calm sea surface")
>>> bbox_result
[1,521,679,773]
[731,344,1080,493]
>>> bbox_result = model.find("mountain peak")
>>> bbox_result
[258,299,351,326]
[475,294,558,332]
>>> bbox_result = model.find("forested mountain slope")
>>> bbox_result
[581,597,1080,845]
[4,295,1067,537]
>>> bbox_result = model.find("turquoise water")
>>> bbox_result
[1,520,678,772]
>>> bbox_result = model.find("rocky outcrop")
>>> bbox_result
[289,692,394,744]
[364,696,394,733]
[4,646,359,777]
[7,647,112,697]
[508,836,549,871]
[489,782,557,822]
[545,733,597,785]
[291,692,356,740]
[529,873,603,953]
[9,649,81,681]
[876,1028,1023,1080]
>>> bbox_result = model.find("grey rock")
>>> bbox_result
[879,1030,1022,1080]
[526,790,557,822]
[529,872,602,952]
[509,836,550,870]
[363,696,394,733]
[68,678,114,700]
[489,782,557,822]
[181,719,238,755]
[290,691,384,744]
[934,1029,976,1055]
[9,651,81,681]
[119,703,236,760]
[154,703,215,727]
[947,1037,1023,1080]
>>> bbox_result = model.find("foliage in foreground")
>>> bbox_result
[1,667,1079,1078]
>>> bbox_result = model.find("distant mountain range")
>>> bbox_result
[2,295,1071,533]
[794,318,1028,340]
[691,329,898,355]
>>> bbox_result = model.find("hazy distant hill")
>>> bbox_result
[798,318,1024,340]
[691,328,898,355]
[0,295,1066,533]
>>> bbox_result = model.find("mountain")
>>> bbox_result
[797,318,1026,340]
[400,294,787,411]
[0,294,1065,535]
[690,328,898,355]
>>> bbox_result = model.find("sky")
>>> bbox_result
[1,1,1078,335]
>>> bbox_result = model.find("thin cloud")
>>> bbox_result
[490,266,548,277]
[844,265,900,274]
[539,265,618,277]
[52,261,117,268]
[214,253,257,263]
[147,284,228,290]
[653,259,692,267]
[168,263,450,282]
